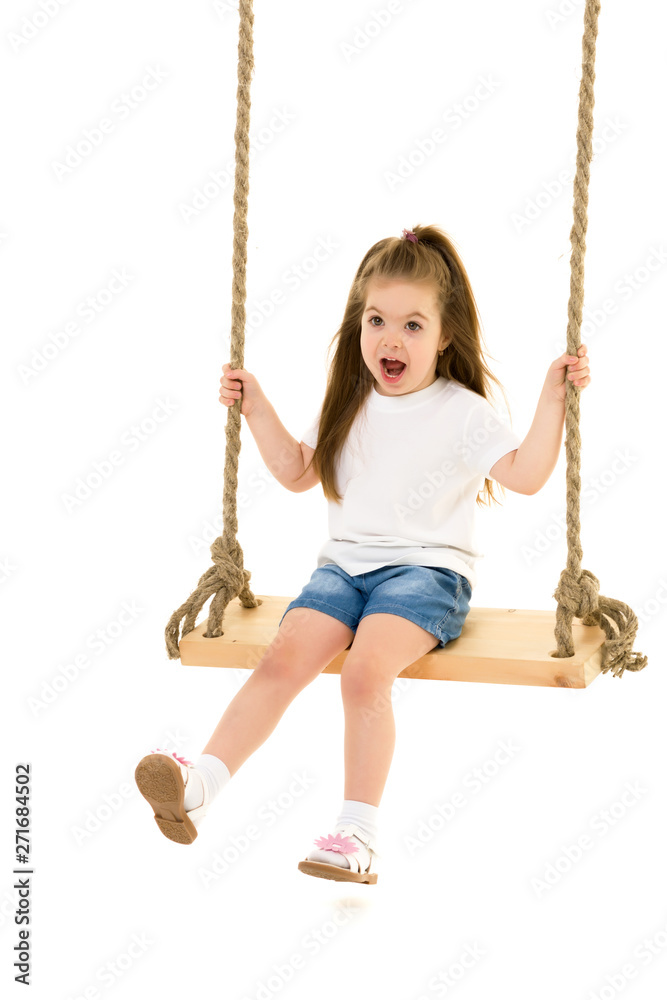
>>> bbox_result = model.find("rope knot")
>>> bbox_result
[209,536,245,592]
[553,567,600,624]
[552,567,647,678]
[164,534,261,659]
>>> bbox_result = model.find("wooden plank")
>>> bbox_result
[177,596,606,688]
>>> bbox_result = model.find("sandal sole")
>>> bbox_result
[134,754,198,845]
[297,860,377,884]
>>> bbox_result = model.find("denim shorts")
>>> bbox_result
[279,562,472,648]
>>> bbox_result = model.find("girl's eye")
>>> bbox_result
[369,317,421,331]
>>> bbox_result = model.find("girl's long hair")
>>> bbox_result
[294,223,514,507]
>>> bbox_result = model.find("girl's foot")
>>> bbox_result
[297,823,380,884]
[134,748,209,845]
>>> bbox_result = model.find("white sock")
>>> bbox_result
[308,799,379,870]
[183,753,231,811]
[335,799,379,843]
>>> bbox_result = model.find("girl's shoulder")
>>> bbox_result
[446,379,497,411]
[442,378,483,408]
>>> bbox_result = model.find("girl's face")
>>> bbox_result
[360,278,450,396]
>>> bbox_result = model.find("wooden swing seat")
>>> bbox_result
[178,595,607,688]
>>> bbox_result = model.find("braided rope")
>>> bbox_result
[549,0,646,678]
[165,0,260,659]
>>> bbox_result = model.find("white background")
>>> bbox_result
[3,0,666,998]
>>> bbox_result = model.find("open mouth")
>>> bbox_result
[380,357,406,383]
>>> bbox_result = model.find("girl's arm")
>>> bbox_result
[496,346,591,495]
[508,387,565,495]
[245,397,309,492]
[220,363,307,491]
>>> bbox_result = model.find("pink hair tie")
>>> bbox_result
[402,228,418,243]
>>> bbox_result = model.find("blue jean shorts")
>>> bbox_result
[279,562,472,649]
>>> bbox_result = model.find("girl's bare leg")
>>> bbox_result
[202,607,354,775]
[340,613,439,806]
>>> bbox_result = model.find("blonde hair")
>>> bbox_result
[295,223,513,507]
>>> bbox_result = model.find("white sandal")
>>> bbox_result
[297,823,380,884]
[134,748,209,845]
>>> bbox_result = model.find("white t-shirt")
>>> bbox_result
[299,375,522,589]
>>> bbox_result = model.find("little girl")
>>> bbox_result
[135,224,590,884]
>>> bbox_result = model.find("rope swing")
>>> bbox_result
[164,0,261,659]
[165,0,647,681]
[547,0,646,677]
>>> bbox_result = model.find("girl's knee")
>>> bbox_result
[340,664,393,704]
[254,647,321,689]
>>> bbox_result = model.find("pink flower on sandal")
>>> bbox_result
[171,753,193,767]
[150,748,194,767]
[314,832,359,854]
